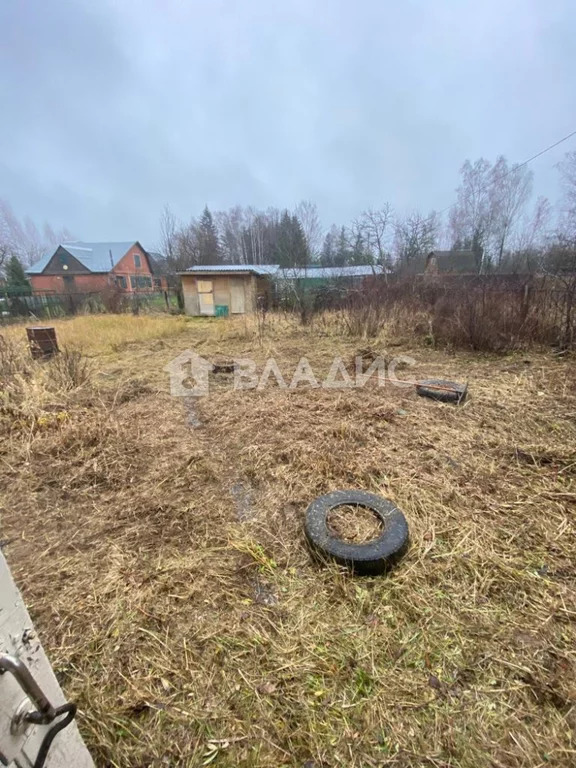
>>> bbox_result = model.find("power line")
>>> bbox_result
[437,127,576,218]
[511,128,576,172]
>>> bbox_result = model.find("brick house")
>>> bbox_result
[26,241,167,294]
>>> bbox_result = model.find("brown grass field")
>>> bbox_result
[1,312,576,767]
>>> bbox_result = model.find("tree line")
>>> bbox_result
[157,152,576,275]
[0,198,73,291]
[3,150,576,286]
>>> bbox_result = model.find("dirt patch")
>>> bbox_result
[326,503,383,543]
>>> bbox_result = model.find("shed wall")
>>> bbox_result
[181,273,260,316]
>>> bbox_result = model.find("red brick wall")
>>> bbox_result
[30,274,109,293]
[112,244,167,292]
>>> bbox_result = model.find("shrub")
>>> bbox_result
[49,348,92,391]
[345,274,576,352]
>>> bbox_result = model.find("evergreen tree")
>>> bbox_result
[320,231,335,266]
[334,226,350,267]
[196,206,221,264]
[290,214,309,268]
[349,230,373,265]
[275,211,309,268]
[275,211,292,267]
[5,255,29,290]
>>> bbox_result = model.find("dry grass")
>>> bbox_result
[326,505,383,543]
[1,313,576,767]
[2,313,199,356]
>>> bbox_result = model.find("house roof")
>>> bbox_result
[182,264,382,278]
[27,241,142,274]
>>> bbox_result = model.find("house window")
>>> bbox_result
[134,253,141,268]
[115,276,127,289]
[130,275,152,290]
[153,277,162,289]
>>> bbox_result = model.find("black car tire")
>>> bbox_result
[304,490,409,576]
[416,379,467,404]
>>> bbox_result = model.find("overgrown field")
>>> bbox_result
[1,313,576,767]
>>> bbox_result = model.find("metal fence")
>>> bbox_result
[0,289,183,323]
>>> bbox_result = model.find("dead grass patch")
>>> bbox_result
[326,504,383,543]
[1,313,576,767]
[2,313,197,355]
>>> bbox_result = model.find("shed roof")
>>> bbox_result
[281,265,380,279]
[183,264,382,278]
[183,264,279,276]
[27,241,143,274]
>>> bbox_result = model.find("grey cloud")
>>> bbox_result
[0,0,574,246]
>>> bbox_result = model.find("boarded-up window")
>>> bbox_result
[196,279,215,315]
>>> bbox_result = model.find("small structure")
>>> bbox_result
[26,326,59,359]
[424,250,478,275]
[398,250,477,276]
[179,264,383,316]
[27,241,167,294]
[179,265,277,316]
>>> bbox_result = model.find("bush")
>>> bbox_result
[49,348,92,391]
[338,274,576,352]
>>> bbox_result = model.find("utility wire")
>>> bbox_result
[436,127,576,218]
[509,128,576,173]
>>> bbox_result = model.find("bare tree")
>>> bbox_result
[489,156,533,266]
[172,218,200,271]
[158,205,179,264]
[558,151,576,239]
[244,207,268,264]
[353,204,393,269]
[294,200,323,257]
[394,210,439,267]
[0,198,75,270]
[41,222,74,247]
[0,199,25,267]
[450,158,494,271]
[514,196,551,257]
[22,217,45,265]
[215,205,245,263]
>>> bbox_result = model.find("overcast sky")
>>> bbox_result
[1,0,575,248]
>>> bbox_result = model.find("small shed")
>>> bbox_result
[179,265,277,316]
[179,264,386,316]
